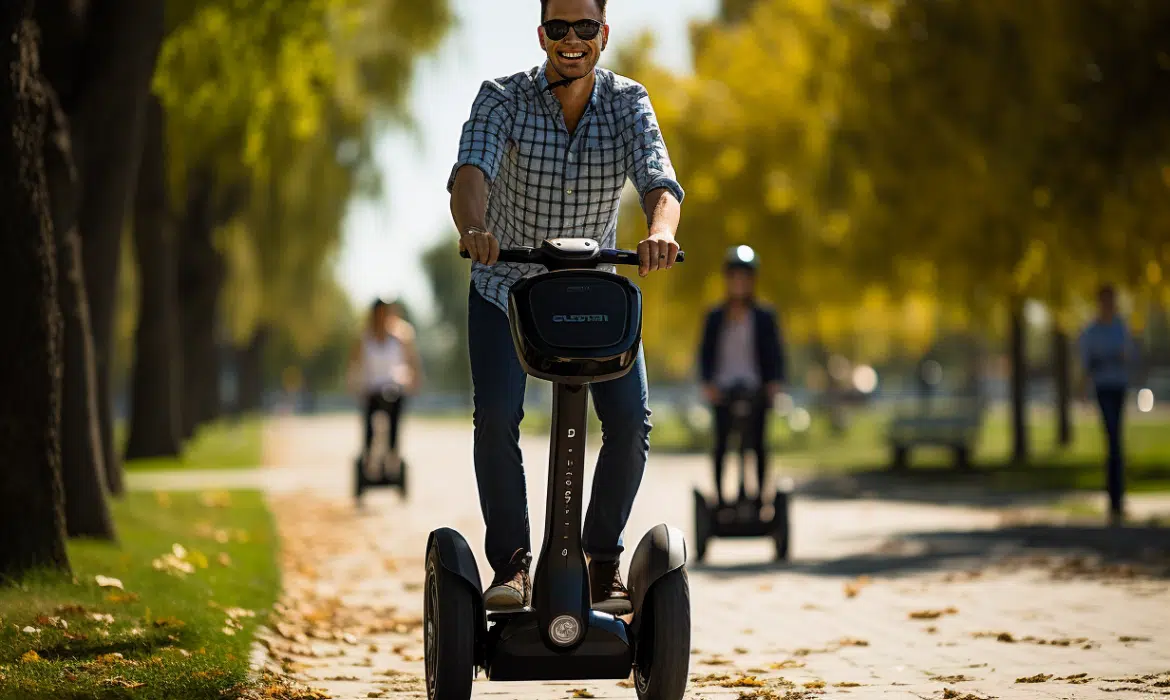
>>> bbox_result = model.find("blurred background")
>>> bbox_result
[98,0,1168,492]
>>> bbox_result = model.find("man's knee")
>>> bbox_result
[473,396,523,440]
[601,405,652,445]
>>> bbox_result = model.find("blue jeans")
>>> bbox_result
[468,286,651,573]
[1094,386,1126,516]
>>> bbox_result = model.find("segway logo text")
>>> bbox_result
[552,314,608,323]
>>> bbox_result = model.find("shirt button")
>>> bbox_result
[566,188,573,195]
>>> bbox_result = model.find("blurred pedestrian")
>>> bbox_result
[698,245,787,507]
[1078,285,1140,524]
[348,299,423,470]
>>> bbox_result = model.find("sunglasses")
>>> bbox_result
[541,18,603,41]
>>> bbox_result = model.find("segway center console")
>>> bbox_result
[355,384,408,502]
[424,239,691,700]
[693,383,791,562]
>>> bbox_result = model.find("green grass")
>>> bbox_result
[122,419,263,471]
[522,403,1170,493]
[0,491,279,699]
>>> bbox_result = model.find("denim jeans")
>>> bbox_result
[468,286,651,573]
[1094,386,1126,516]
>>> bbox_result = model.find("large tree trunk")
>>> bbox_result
[0,10,71,577]
[1009,299,1029,465]
[236,326,270,415]
[125,96,182,459]
[178,171,227,438]
[74,0,165,494]
[36,0,114,538]
[1053,324,1073,448]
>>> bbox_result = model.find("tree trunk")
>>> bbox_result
[178,171,227,438]
[74,0,165,494]
[36,0,114,538]
[1009,299,1029,465]
[124,96,182,459]
[236,326,270,415]
[0,10,71,577]
[1053,325,1073,448]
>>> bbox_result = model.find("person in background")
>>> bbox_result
[348,299,424,469]
[1078,284,1141,525]
[698,245,787,507]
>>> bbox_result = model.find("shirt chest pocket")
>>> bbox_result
[578,128,627,193]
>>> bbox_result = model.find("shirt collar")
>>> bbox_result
[536,61,601,108]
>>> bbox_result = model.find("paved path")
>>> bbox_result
[166,415,1170,699]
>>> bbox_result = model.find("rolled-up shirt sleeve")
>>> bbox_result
[623,85,685,203]
[447,80,515,192]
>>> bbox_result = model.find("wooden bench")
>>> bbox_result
[887,396,985,470]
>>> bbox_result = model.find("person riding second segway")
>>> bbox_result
[698,246,787,508]
[348,299,423,473]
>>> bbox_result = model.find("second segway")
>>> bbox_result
[693,384,790,562]
[355,384,409,502]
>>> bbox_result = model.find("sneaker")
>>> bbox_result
[484,549,531,611]
[589,558,632,615]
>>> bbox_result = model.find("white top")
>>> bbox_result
[361,332,409,393]
[713,311,761,390]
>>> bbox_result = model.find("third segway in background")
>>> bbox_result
[424,239,691,700]
[355,383,408,503]
[692,382,790,562]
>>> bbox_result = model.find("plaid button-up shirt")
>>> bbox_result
[447,63,685,313]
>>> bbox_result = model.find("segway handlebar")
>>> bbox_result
[459,238,684,267]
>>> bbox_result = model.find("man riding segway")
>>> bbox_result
[692,245,791,561]
[426,0,691,697]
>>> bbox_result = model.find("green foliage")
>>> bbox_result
[154,0,452,358]
[617,0,1170,372]
[419,233,472,394]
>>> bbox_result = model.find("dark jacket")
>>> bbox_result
[699,303,787,385]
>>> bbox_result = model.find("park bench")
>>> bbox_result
[887,395,986,470]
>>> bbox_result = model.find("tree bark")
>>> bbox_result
[1053,325,1073,448]
[0,9,71,577]
[236,326,270,415]
[1009,299,1029,465]
[124,96,182,459]
[178,171,227,437]
[35,0,114,538]
[73,0,165,494]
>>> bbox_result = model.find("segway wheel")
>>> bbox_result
[772,491,790,561]
[634,568,691,700]
[691,490,710,564]
[424,543,475,700]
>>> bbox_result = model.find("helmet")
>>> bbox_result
[723,245,759,272]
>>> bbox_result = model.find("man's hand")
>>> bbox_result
[702,383,721,405]
[637,232,680,277]
[459,227,500,265]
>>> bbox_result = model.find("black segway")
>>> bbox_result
[693,383,790,562]
[425,239,691,700]
[355,385,408,502]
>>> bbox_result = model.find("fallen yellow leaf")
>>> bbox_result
[95,575,124,589]
[20,651,41,663]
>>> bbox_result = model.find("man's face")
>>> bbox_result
[539,0,608,81]
[1098,291,1116,319]
[725,268,756,301]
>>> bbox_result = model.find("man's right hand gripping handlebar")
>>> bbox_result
[458,227,500,265]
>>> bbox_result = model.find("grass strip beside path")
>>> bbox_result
[123,419,264,472]
[0,491,279,700]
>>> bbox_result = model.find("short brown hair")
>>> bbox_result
[541,0,607,22]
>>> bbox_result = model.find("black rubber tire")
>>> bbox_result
[424,544,476,700]
[953,445,971,471]
[891,444,909,471]
[691,490,709,563]
[772,491,790,561]
[634,569,691,700]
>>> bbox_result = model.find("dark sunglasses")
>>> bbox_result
[542,18,603,41]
